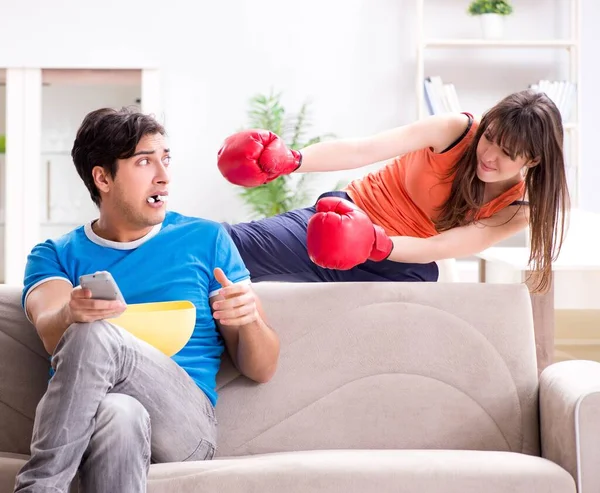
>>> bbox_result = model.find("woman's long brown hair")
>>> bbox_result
[434,90,570,292]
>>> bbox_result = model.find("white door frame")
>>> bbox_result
[3,67,160,285]
[5,68,42,286]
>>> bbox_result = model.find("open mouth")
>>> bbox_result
[146,194,169,205]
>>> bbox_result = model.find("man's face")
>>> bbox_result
[102,133,171,228]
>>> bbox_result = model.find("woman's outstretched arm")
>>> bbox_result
[298,113,471,172]
[386,206,529,264]
[217,113,472,186]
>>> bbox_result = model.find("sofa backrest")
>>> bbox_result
[215,282,541,457]
[0,282,540,458]
[0,285,50,455]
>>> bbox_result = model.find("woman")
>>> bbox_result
[217,90,569,292]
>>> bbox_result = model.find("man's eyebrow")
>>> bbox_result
[131,148,170,157]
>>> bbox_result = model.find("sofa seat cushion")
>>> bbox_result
[0,452,29,492]
[0,449,575,493]
[146,449,575,493]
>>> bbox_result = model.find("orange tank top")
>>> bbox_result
[344,117,525,238]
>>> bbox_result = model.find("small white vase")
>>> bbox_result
[479,13,505,39]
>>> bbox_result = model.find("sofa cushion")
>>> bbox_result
[145,450,575,493]
[0,452,28,493]
[0,452,80,493]
[2,450,574,493]
[216,282,540,457]
[0,285,50,456]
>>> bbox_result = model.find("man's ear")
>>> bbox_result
[92,166,111,194]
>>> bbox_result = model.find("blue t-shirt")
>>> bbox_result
[22,211,250,405]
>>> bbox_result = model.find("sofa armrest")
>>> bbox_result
[540,360,600,491]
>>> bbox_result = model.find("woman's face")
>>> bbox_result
[475,127,535,183]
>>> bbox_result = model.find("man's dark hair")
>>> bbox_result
[71,107,166,206]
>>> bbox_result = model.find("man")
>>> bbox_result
[14,108,280,493]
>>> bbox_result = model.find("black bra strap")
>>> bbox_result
[440,113,474,154]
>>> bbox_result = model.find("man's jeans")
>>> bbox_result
[13,320,218,493]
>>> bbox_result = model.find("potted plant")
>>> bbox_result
[236,90,336,219]
[467,0,513,39]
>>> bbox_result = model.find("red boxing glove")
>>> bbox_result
[307,197,393,270]
[217,129,302,187]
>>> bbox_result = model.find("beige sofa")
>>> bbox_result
[1,281,600,493]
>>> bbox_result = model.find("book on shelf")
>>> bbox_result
[529,80,577,123]
[423,76,461,115]
[423,76,577,125]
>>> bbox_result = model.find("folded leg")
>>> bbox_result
[223,192,438,283]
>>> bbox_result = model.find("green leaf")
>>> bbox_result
[467,0,513,16]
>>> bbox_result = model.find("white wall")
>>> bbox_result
[0,0,595,223]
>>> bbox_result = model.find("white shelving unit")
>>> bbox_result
[422,39,578,49]
[415,0,582,206]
